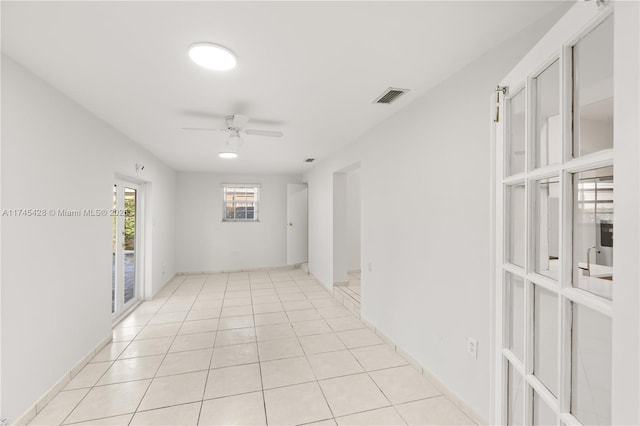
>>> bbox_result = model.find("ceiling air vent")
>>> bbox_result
[373,87,409,104]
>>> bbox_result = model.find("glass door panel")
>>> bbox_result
[533,285,558,396]
[533,393,556,426]
[507,89,526,176]
[112,185,117,313]
[572,167,613,300]
[124,187,137,305]
[508,363,524,426]
[572,16,614,158]
[534,60,561,168]
[571,303,612,425]
[112,181,141,318]
[506,184,526,267]
[506,272,525,361]
[534,178,560,280]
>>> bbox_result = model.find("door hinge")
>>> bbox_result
[494,85,509,123]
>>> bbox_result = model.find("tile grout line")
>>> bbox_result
[284,275,337,425]
[126,274,201,425]
[197,272,228,426]
[54,275,187,426]
[130,275,200,423]
[238,273,295,421]
[249,272,270,426]
[42,270,424,426]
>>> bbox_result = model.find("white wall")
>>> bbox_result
[175,172,301,273]
[1,56,177,422]
[347,169,361,272]
[304,13,564,421]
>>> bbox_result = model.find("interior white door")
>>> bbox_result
[493,3,616,425]
[287,183,308,265]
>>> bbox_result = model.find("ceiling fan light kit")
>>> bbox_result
[183,114,284,160]
[219,151,238,159]
[219,132,241,159]
[185,40,283,160]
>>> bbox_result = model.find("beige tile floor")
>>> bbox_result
[30,270,476,426]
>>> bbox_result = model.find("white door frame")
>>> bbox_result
[112,178,145,320]
[332,162,361,286]
[286,183,309,265]
[491,2,631,424]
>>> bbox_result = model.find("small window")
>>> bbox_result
[222,185,260,222]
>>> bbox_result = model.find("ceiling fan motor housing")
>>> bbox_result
[226,114,249,129]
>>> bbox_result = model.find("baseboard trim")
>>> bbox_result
[177,264,303,275]
[12,333,112,426]
[147,272,178,301]
[359,316,487,426]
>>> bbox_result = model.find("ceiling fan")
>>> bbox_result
[182,114,283,159]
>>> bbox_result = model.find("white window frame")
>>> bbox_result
[221,184,260,222]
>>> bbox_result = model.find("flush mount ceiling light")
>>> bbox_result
[219,133,240,159]
[189,42,236,71]
[219,151,238,159]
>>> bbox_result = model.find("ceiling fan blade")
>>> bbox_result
[244,129,284,137]
[181,127,228,132]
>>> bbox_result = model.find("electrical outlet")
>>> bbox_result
[467,337,478,359]
[162,263,166,275]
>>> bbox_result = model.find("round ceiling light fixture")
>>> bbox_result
[218,151,238,159]
[188,42,237,71]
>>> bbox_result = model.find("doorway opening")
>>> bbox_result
[333,163,361,315]
[287,183,309,266]
[112,179,144,320]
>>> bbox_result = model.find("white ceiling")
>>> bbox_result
[2,1,569,174]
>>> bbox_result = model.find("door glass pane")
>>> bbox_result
[508,362,524,425]
[506,273,525,361]
[533,392,556,426]
[507,89,526,176]
[534,285,558,396]
[112,185,117,313]
[507,184,525,267]
[571,303,612,425]
[535,178,560,280]
[573,16,613,157]
[572,167,613,300]
[534,60,561,168]
[124,187,137,304]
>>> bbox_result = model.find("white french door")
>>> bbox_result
[112,180,142,319]
[494,3,615,425]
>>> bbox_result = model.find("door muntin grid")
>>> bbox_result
[499,6,614,425]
